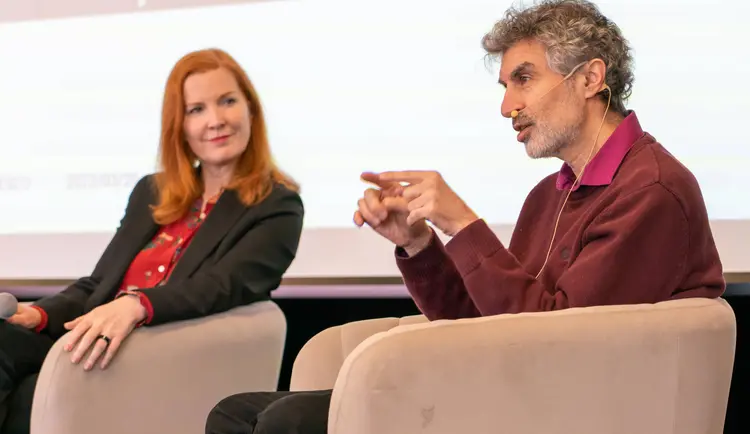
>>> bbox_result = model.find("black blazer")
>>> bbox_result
[35,174,304,339]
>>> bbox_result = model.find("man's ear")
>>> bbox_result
[583,58,608,98]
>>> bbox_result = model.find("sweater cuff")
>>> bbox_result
[445,219,506,276]
[30,305,48,333]
[395,229,448,282]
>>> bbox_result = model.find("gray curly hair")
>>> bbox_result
[482,0,634,114]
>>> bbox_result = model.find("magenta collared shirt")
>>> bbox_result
[556,111,645,191]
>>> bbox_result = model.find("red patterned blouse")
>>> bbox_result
[115,196,218,324]
[32,195,219,332]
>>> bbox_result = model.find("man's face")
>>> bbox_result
[498,39,585,159]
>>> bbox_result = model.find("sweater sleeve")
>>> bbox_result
[443,184,700,315]
[395,229,481,320]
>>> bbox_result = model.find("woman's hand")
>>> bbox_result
[63,295,147,371]
[7,304,43,330]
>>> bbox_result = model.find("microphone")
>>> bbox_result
[0,292,19,320]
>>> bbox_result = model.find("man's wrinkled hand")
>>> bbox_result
[363,170,479,236]
[354,173,433,253]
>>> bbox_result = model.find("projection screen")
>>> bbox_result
[0,0,747,282]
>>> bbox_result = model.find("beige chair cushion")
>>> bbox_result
[32,301,286,434]
[293,298,736,434]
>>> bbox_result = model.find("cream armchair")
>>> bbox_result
[290,297,736,434]
[31,300,286,434]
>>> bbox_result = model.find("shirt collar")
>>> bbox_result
[556,111,644,191]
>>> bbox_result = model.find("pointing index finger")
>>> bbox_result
[367,171,427,185]
[360,172,399,189]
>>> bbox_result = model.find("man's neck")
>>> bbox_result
[560,108,625,177]
[201,163,235,199]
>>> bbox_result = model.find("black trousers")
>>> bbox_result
[0,322,54,434]
[205,389,333,434]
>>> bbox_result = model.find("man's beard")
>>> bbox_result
[523,120,581,159]
[519,85,585,159]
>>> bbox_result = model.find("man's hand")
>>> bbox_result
[7,304,43,330]
[63,295,147,371]
[365,170,479,236]
[354,173,432,253]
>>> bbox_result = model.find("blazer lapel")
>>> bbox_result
[89,206,159,307]
[116,214,160,279]
[168,190,247,281]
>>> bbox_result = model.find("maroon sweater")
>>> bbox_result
[396,112,725,320]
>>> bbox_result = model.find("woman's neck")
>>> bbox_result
[201,164,234,199]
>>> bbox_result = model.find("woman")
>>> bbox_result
[0,48,303,434]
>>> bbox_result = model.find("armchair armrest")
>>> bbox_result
[31,301,286,434]
[325,298,736,434]
[290,314,427,391]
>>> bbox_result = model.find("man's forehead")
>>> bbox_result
[498,40,547,82]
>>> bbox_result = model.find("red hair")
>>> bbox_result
[151,48,298,225]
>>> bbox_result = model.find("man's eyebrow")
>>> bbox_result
[498,61,535,87]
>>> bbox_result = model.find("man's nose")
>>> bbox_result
[501,90,523,119]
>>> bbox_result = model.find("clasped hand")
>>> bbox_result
[355,170,478,242]
[63,295,147,371]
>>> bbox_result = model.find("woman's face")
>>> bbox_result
[182,67,252,171]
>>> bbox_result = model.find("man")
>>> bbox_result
[205,0,725,433]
